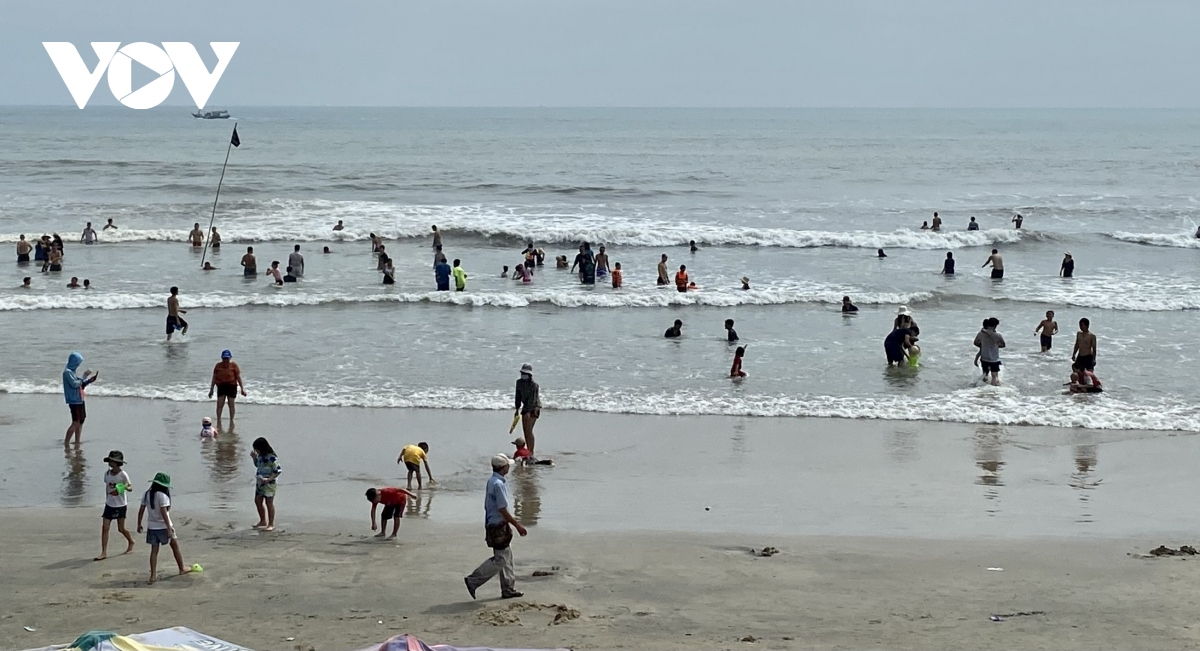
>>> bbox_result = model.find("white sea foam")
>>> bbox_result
[0,199,1026,249]
[1,380,1194,431]
[0,286,932,311]
[1108,231,1200,249]
[995,270,1200,311]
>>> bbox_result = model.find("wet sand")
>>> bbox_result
[5,509,1200,650]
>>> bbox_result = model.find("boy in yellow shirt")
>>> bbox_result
[397,442,434,490]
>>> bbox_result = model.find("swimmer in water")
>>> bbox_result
[841,296,858,313]
[1071,318,1097,372]
[1012,213,1024,229]
[333,220,344,231]
[1060,252,1074,278]
[1035,310,1058,353]
[431,225,442,250]
[189,223,204,247]
[166,286,188,341]
[210,227,221,249]
[20,277,31,288]
[657,254,670,285]
[982,248,1004,279]
[83,279,90,289]
[930,212,942,231]
[689,240,698,253]
[202,262,217,271]
[241,247,257,277]
[103,218,117,231]
[741,276,750,290]
[283,266,298,283]
[674,265,689,293]
[877,249,887,258]
[67,276,81,288]
[594,245,610,278]
[967,216,979,231]
[664,319,683,338]
[730,346,747,378]
[941,251,955,275]
[502,265,509,278]
[322,246,331,254]
[973,317,1006,385]
[556,255,568,269]
[725,318,738,342]
[611,262,623,288]
[920,221,930,230]
[266,261,283,285]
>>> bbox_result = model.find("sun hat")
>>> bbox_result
[491,454,512,468]
[103,450,125,465]
[741,276,750,283]
[897,306,912,316]
[520,363,533,376]
[202,417,212,425]
[221,349,232,359]
[1064,251,1072,256]
[512,437,526,447]
[150,472,172,488]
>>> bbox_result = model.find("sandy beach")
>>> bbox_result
[4,509,1200,650]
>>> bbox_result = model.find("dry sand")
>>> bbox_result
[4,509,1200,650]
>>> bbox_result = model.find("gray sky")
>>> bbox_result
[5,0,1200,107]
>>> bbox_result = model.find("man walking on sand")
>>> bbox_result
[464,454,527,600]
[209,349,246,423]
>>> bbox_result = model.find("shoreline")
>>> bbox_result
[4,509,1200,650]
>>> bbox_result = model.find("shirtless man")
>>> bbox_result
[288,245,304,277]
[1035,310,1058,353]
[656,254,669,286]
[189,223,204,247]
[16,234,32,263]
[431,225,442,249]
[81,222,98,245]
[210,227,221,249]
[1071,318,1097,371]
[1012,214,1024,229]
[333,220,345,231]
[103,218,117,231]
[930,212,942,232]
[240,247,257,277]
[982,248,1004,279]
[166,286,188,341]
[594,245,611,279]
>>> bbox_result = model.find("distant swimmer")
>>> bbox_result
[941,252,955,275]
[501,265,509,278]
[877,248,887,258]
[1035,310,1058,353]
[47,246,63,272]
[535,248,546,266]
[730,346,747,378]
[594,245,611,279]
[841,296,858,313]
[611,262,623,288]
[1071,318,1097,371]
[103,218,117,231]
[322,246,331,254]
[674,265,689,293]
[289,245,304,277]
[973,317,1006,385]
[266,261,283,285]
[241,247,257,277]
[209,349,246,423]
[20,276,31,288]
[884,318,917,367]
[431,225,442,249]
[16,234,31,263]
[982,248,1004,279]
[435,258,452,291]
[1195,225,1200,239]
[1012,213,1024,229]
[920,221,930,230]
[83,279,91,289]
[189,223,204,247]
[657,254,670,286]
[166,286,189,341]
[725,318,739,342]
[515,263,532,283]
[452,259,467,291]
[283,266,298,283]
[202,262,217,271]
[1068,367,1103,394]
[895,306,919,336]
[333,220,345,231]
[81,222,97,245]
[434,244,447,269]
[690,240,698,253]
[967,216,979,231]
[555,255,568,269]
[1060,252,1074,278]
[382,259,396,284]
[210,227,221,249]
[664,319,683,338]
[67,276,81,288]
[931,212,942,231]
[741,276,750,290]
[514,364,542,456]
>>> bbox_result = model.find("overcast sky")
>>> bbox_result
[4,0,1200,107]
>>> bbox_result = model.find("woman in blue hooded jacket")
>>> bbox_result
[63,351,98,445]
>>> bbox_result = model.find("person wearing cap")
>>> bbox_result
[209,349,246,423]
[397,442,434,490]
[514,364,541,457]
[511,437,532,462]
[893,306,919,336]
[200,416,217,438]
[464,454,527,600]
[96,450,134,561]
[1060,252,1075,278]
[136,472,188,584]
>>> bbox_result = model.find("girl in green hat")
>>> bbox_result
[136,472,188,584]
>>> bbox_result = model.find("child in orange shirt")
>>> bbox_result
[611,262,623,289]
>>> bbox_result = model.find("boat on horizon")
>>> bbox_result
[192,110,230,119]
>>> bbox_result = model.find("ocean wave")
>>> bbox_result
[993,271,1200,311]
[0,199,1028,249]
[1108,231,1200,249]
[0,380,1194,431]
[0,286,933,311]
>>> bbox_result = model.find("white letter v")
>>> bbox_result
[43,42,120,109]
[163,42,239,109]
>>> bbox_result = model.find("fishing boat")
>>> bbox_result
[191,110,230,119]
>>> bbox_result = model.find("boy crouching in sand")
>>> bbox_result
[366,486,417,540]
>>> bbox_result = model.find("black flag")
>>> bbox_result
[230,126,240,148]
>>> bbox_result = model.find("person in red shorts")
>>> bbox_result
[366,486,417,540]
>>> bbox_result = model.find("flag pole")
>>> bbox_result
[200,122,237,269]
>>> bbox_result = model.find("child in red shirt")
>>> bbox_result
[365,486,417,539]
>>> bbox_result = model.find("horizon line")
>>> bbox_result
[3,104,1200,110]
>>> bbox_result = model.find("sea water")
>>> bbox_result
[3,107,1200,431]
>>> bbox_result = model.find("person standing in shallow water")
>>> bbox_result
[982,248,1004,279]
[657,254,669,286]
[514,364,541,457]
[1060,252,1074,278]
[941,252,955,275]
[209,349,246,423]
